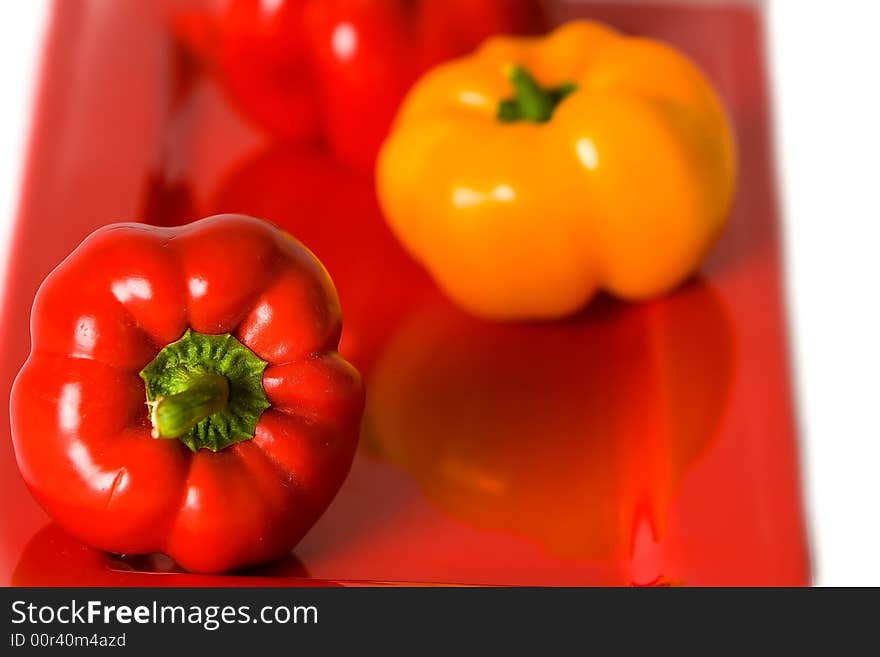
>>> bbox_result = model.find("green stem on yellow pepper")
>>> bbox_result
[497,65,576,123]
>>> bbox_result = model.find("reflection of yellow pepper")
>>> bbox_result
[377,21,736,320]
[367,281,733,563]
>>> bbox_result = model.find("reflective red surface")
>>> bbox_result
[0,1,810,585]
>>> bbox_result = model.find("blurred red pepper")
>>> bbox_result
[175,0,547,169]
[11,215,364,573]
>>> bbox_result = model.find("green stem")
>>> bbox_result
[141,330,269,452]
[150,373,229,439]
[508,66,554,121]
[497,65,577,124]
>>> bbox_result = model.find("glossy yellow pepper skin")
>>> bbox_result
[377,21,736,320]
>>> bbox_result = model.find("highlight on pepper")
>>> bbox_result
[377,20,737,320]
[10,214,365,573]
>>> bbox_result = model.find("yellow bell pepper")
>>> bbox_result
[377,21,736,320]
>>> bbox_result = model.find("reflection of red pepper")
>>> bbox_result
[209,145,431,374]
[11,215,364,573]
[368,281,732,567]
[175,0,546,169]
[13,524,322,587]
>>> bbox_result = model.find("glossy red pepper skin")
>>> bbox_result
[211,0,319,142]
[181,0,546,169]
[10,215,364,573]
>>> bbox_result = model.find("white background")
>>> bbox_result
[0,1,878,586]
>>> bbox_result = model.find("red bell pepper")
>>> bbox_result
[10,214,364,573]
[176,0,547,169]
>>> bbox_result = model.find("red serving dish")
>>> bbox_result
[0,0,810,586]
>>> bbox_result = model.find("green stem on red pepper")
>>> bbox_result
[150,373,229,440]
[140,329,270,452]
